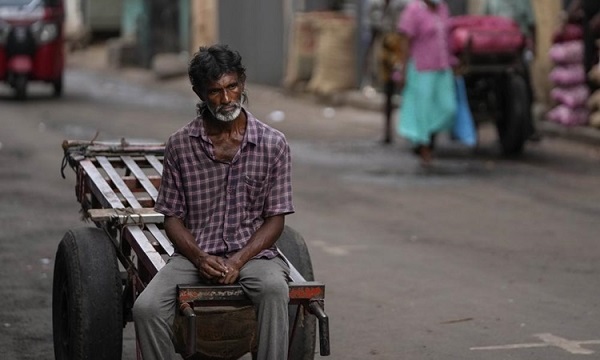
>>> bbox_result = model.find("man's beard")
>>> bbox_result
[207,102,242,122]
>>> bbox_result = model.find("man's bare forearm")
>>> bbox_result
[164,216,206,264]
[227,215,285,269]
[164,216,229,282]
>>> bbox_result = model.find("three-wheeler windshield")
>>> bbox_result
[0,0,60,7]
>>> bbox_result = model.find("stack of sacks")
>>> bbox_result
[306,15,357,96]
[586,91,600,128]
[585,42,600,129]
[547,37,589,126]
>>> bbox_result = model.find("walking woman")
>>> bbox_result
[395,0,456,166]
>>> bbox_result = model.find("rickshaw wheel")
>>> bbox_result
[53,77,63,97]
[496,73,530,156]
[277,226,317,360]
[52,227,123,360]
[14,74,27,100]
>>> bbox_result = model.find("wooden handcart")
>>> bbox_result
[52,140,330,360]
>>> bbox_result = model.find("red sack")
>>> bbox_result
[450,15,516,30]
[552,24,584,44]
[449,15,525,55]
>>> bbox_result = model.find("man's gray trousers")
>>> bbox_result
[133,253,290,360]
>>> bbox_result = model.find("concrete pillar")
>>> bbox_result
[467,0,485,14]
[531,0,562,105]
[190,0,217,54]
[121,0,144,38]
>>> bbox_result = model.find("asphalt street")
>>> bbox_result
[0,57,599,360]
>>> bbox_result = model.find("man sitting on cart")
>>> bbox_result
[133,44,295,360]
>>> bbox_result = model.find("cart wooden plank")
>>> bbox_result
[97,157,174,256]
[146,155,163,175]
[121,155,159,201]
[79,159,123,209]
[97,156,142,208]
[148,225,174,256]
[125,226,166,275]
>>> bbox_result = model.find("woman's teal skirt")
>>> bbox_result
[396,61,457,146]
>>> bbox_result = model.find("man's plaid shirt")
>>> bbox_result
[155,109,294,259]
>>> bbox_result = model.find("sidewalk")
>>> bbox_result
[67,44,600,148]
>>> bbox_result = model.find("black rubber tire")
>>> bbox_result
[53,76,63,98]
[14,74,27,100]
[52,227,123,360]
[277,226,317,360]
[496,73,530,156]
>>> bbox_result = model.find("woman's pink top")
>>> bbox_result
[397,0,452,71]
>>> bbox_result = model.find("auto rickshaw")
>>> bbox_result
[0,0,65,99]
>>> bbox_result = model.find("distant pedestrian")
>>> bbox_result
[395,0,456,166]
[363,0,410,143]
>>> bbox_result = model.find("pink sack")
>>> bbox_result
[550,85,590,108]
[546,105,589,126]
[450,15,517,30]
[549,40,584,65]
[449,15,525,55]
[553,24,584,43]
[549,64,586,86]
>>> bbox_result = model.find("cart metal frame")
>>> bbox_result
[458,40,534,156]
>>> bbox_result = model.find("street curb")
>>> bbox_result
[535,120,600,147]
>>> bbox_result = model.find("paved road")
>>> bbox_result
[1,66,599,360]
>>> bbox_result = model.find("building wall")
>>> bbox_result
[531,0,562,105]
[467,0,484,14]
[83,0,122,33]
[187,0,354,86]
[217,0,288,86]
[185,0,563,98]
[150,0,179,54]
[64,0,86,41]
[190,0,218,53]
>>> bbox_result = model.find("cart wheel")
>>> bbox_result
[14,74,27,100]
[53,77,63,97]
[52,228,123,360]
[277,226,317,360]
[496,74,530,156]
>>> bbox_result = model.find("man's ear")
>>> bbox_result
[192,86,204,101]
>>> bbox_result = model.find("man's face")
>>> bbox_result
[203,72,244,122]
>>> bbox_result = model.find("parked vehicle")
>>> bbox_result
[0,0,65,99]
[54,140,331,360]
